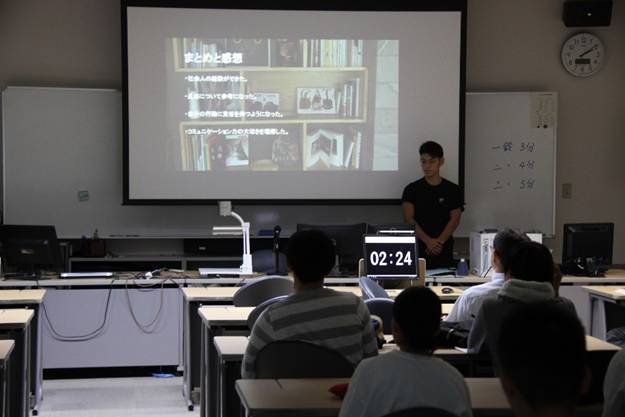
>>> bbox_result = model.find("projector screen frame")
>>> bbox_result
[121,0,467,205]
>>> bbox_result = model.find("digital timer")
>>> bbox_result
[364,235,418,279]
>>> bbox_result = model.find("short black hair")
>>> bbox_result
[286,230,335,283]
[493,229,530,272]
[505,241,554,283]
[393,286,441,352]
[497,303,587,411]
[419,141,444,158]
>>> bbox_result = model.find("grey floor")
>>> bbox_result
[38,376,200,417]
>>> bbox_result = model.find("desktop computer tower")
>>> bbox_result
[470,231,543,277]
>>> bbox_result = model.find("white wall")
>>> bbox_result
[1,0,624,262]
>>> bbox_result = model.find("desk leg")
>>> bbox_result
[31,305,42,415]
[183,299,195,411]
[589,296,596,337]
[1,328,30,417]
[222,360,243,417]
[200,323,207,417]
[208,326,221,417]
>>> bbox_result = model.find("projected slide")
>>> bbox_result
[169,38,397,172]
[125,6,464,201]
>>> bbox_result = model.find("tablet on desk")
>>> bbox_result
[60,272,114,278]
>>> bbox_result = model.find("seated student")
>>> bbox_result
[241,229,378,378]
[339,287,472,417]
[468,241,576,355]
[497,303,590,417]
[445,229,529,322]
[603,348,625,417]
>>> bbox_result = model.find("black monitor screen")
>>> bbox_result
[296,223,368,275]
[562,223,613,266]
[0,225,63,272]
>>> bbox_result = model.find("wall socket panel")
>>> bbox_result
[562,183,572,199]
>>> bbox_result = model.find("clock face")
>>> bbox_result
[561,33,605,77]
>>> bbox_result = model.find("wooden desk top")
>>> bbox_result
[201,302,454,330]
[185,286,362,302]
[0,289,46,304]
[235,377,514,417]
[0,309,34,329]
[214,335,468,363]
[581,285,625,301]
[0,340,15,363]
[215,336,249,360]
[199,306,254,326]
[586,335,621,351]
[184,286,461,302]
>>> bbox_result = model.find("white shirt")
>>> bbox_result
[603,349,625,417]
[445,272,505,322]
[339,350,473,417]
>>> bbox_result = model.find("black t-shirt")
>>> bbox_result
[402,178,464,268]
[402,178,464,238]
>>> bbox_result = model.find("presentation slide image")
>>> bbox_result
[168,37,398,173]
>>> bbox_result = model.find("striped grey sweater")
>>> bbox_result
[241,287,378,378]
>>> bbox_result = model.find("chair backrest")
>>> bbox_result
[233,276,293,307]
[254,340,355,379]
[247,295,288,329]
[252,249,288,275]
[364,298,395,334]
[359,277,390,300]
[382,407,459,417]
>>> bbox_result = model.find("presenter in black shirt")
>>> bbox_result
[402,141,464,268]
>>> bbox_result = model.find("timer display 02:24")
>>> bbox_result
[368,250,413,267]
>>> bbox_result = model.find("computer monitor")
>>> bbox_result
[562,223,614,267]
[296,223,368,275]
[0,225,63,273]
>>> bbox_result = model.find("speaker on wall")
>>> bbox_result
[563,0,612,27]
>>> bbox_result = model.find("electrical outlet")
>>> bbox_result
[562,183,572,199]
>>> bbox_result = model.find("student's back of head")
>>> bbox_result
[497,303,589,417]
[493,229,530,272]
[505,241,554,283]
[286,229,335,283]
[393,286,441,353]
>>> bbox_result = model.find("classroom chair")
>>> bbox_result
[364,298,395,334]
[247,295,288,329]
[359,277,390,300]
[233,277,293,307]
[254,340,355,378]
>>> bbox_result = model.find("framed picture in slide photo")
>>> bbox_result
[297,87,336,115]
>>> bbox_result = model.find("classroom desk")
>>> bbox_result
[0,289,45,415]
[217,334,616,417]
[213,335,468,417]
[582,286,625,339]
[235,377,603,417]
[198,301,458,416]
[182,285,389,409]
[0,340,15,417]
[0,309,33,417]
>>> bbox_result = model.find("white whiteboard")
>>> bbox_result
[459,92,557,236]
[2,87,556,238]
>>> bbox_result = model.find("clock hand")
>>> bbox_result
[578,46,595,58]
